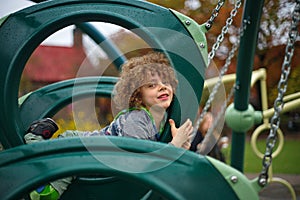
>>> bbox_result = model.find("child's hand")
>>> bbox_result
[199,113,213,136]
[169,119,193,148]
[182,141,191,150]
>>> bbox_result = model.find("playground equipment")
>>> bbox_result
[0,0,209,148]
[208,68,299,199]
[0,0,298,199]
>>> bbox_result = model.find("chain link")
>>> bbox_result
[197,83,235,154]
[208,0,242,65]
[192,13,248,141]
[205,0,225,30]
[258,0,300,187]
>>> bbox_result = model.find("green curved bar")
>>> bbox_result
[0,137,240,200]
[169,9,208,65]
[207,157,261,200]
[0,0,205,148]
[19,76,118,131]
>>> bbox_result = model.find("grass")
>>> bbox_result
[222,138,300,174]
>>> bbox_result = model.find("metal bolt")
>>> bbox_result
[199,43,205,48]
[243,17,251,25]
[258,178,267,186]
[185,20,191,26]
[230,175,238,184]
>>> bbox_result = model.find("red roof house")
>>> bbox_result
[24,28,92,83]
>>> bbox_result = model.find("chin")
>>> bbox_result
[150,103,169,111]
[161,103,171,110]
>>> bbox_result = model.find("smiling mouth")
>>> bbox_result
[158,94,169,100]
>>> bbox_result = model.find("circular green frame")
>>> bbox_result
[0,0,205,148]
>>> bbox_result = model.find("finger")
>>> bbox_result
[182,141,191,150]
[169,119,176,128]
[185,135,193,144]
[184,120,193,132]
[182,118,192,128]
[187,125,194,134]
[169,119,177,137]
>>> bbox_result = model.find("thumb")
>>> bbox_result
[169,119,175,128]
[169,119,176,136]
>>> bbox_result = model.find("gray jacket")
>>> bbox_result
[59,108,162,141]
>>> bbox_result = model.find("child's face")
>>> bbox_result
[140,73,174,110]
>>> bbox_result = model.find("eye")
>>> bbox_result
[147,83,157,88]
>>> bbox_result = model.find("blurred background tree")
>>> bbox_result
[19,0,299,133]
[148,0,300,110]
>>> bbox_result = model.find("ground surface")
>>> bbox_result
[246,173,300,200]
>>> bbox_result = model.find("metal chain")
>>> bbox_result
[205,0,225,30]
[192,17,248,140]
[258,0,300,187]
[197,83,235,154]
[208,0,243,65]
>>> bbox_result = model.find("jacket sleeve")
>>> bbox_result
[58,130,104,138]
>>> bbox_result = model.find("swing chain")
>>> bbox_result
[258,0,300,187]
[193,14,248,138]
[197,83,235,154]
[195,18,248,152]
[205,0,225,30]
[196,0,244,128]
[208,0,242,64]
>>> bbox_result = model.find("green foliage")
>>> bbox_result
[52,98,113,137]
[53,117,102,138]
[19,75,36,96]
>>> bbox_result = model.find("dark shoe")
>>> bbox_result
[27,118,58,139]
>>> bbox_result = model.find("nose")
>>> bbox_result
[159,82,167,91]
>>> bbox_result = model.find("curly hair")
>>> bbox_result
[113,52,178,111]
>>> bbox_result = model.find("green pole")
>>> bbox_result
[230,0,264,172]
[76,22,127,70]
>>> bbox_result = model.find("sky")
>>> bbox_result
[0,0,34,17]
[0,0,120,46]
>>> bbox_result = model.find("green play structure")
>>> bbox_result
[0,0,298,199]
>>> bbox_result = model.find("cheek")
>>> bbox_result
[168,87,174,99]
[170,93,174,101]
[141,90,156,102]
